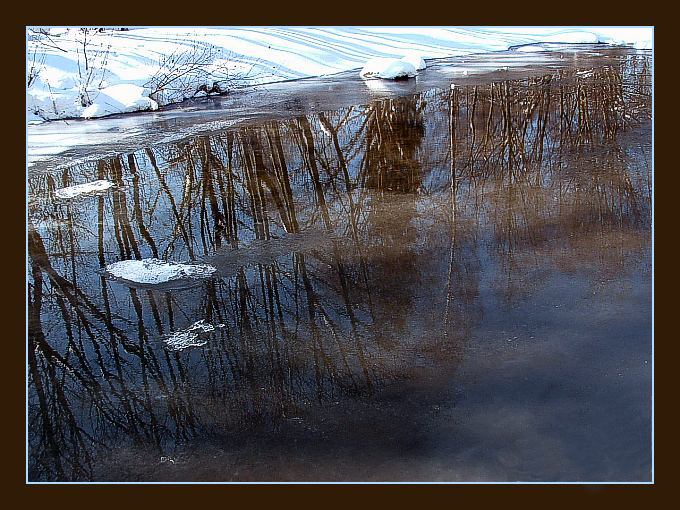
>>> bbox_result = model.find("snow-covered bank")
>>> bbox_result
[27,27,652,121]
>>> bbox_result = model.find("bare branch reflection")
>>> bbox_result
[27,56,651,481]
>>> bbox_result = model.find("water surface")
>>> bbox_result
[27,47,652,482]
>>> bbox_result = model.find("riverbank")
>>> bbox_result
[27,26,652,122]
[27,44,650,172]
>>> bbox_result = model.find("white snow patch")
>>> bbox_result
[163,319,225,351]
[82,84,158,119]
[105,258,217,285]
[400,54,427,71]
[360,58,417,80]
[539,31,600,44]
[592,27,653,49]
[54,179,114,199]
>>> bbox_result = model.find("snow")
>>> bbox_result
[590,27,653,49]
[54,179,114,199]
[26,27,652,121]
[360,58,417,79]
[163,319,225,351]
[105,258,217,285]
[81,84,158,118]
[401,54,427,71]
[534,31,599,44]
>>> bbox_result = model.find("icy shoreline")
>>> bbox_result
[26,26,652,123]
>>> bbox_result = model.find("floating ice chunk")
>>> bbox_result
[82,84,158,119]
[360,58,417,80]
[54,179,114,199]
[105,258,217,285]
[400,54,426,71]
[163,319,225,351]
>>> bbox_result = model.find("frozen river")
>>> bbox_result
[27,45,652,482]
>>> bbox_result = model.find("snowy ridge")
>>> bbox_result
[27,27,652,121]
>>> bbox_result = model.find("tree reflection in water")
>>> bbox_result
[27,55,651,481]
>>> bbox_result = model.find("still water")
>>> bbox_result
[27,48,652,482]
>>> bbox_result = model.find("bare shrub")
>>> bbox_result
[73,28,112,107]
[144,40,265,104]
[27,28,112,108]
[26,47,45,88]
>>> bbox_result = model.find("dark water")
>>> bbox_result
[27,49,652,482]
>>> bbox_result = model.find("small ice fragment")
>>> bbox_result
[55,180,114,199]
[105,258,217,285]
[163,319,220,351]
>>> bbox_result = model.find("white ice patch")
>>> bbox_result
[163,319,225,351]
[105,258,217,285]
[54,179,114,199]
[360,58,417,80]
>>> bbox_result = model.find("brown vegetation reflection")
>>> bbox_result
[27,55,651,481]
